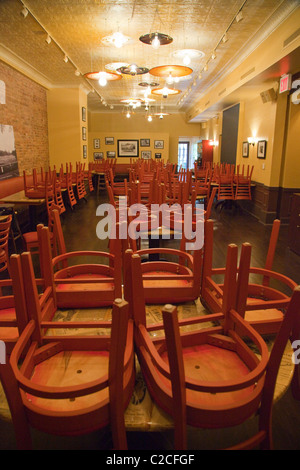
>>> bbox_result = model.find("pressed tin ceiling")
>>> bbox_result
[0,0,299,121]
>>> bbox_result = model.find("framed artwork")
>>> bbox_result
[242,141,249,158]
[107,151,116,158]
[154,140,164,149]
[83,145,87,159]
[94,152,103,160]
[82,106,86,122]
[118,139,139,158]
[82,127,86,141]
[257,140,267,159]
[0,124,19,180]
[155,153,162,159]
[140,138,150,147]
[105,137,114,145]
[93,138,100,149]
[141,150,151,159]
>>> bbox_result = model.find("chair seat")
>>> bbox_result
[25,350,109,415]
[0,307,16,322]
[245,308,284,334]
[0,326,19,344]
[55,273,116,308]
[143,270,192,289]
[160,343,254,408]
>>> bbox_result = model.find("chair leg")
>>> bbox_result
[0,361,32,450]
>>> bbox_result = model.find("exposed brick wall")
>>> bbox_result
[0,60,49,175]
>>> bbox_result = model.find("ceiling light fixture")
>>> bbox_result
[154,112,169,118]
[21,6,28,18]
[222,32,228,43]
[98,72,107,87]
[117,64,149,76]
[45,34,51,44]
[101,32,133,48]
[138,81,160,88]
[63,55,68,63]
[150,65,193,78]
[152,87,181,97]
[172,49,205,66]
[84,71,122,82]
[105,62,129,73]
[75,69,80,76]
[211,51,216,60]
[120,98,143,107]
[236,11,243,23]
[139,32,173,49]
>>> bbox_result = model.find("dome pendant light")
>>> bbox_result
[139,32,173,48]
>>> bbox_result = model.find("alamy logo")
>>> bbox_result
[95,198,205,251]
[0,340,6,364]
[292,340,300,365]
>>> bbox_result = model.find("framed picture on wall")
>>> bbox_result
[107,151,116,158]
[257,140,267,159]
[242,141,249,158]
[118,139,139,158]
[154,140,164,149]
[94,152,103,160]
[82,127,86,141]
[93,138,100,149]
[83,145,87,159]
[141,150,151,160]
[105,137,114,145]
[155,153,162,159]
[140,138,150,147]
[82,107,86,122]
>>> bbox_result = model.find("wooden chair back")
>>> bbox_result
[38,217,123,308]
[161,281,300,449]
[0,251,135,449]
[0,253,28,354]
[0,214,12,273]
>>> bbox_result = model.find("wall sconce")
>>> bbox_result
[248,137,258,146]
[209,140,218,147]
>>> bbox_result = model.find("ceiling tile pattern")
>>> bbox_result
[0,0,298,119]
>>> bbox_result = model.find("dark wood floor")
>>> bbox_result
[1,189,300,450]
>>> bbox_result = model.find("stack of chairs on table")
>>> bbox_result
[0,210,135,450]
[2,158,300,451]
[124,241,300,450]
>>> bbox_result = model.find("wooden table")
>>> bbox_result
[0,299,294,432]
[0,191,45,230]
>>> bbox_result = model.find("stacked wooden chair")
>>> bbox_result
[124,242,300,450]
[0,249,135,450]
[22,172,57,256]
[234,164,254,201]
[38,208,122,308]
[201,219,297,334]
[0,214,13,274]
[0,254,28,355]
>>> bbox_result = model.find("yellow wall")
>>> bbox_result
[47,87,88,168]
[237,94,277,185]
[88,112,200,164]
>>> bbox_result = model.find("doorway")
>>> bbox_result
[178,141,190,169]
